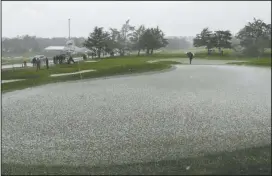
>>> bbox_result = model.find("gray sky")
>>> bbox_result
[2,1,271,38]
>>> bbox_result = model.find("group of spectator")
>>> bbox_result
[53,55,75,64]
[31,57,49,71]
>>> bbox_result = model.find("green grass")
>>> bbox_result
[2,145,270,175]
[2,50,271,92]
[228,58,271,67]
[1,57,180,93]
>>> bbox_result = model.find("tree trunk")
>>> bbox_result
[120,49,125,56]
[137,49,140,56]
[218,47,223,55]
[151,48,154,55]
[208,48,211,55]
[98,49,101,58]
[146,49,150,55]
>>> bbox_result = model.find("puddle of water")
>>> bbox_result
[50,70,96,77]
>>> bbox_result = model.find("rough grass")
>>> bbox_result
[1,57,178,93]
[2,145,270,175]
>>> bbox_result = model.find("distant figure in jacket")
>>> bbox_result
[186,52,194,64]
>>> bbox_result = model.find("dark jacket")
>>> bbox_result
[187,52,194,59]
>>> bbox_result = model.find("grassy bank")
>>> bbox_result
[2,57,180,92]
[2,145,271,175]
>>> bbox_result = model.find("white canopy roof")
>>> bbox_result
[44,46,65,51]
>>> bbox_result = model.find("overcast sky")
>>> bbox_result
[2,1,271,38]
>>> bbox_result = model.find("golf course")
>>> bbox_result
[2,2,271,174]
[2,51,271,174]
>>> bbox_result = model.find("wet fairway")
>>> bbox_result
[2,64,271,173]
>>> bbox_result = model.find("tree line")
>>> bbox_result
[2,20,171,58]
[2,18,270,58]
[2,30,192,57]
[193,18,271,57]
[2,36,85,56]
[83,20,169,58]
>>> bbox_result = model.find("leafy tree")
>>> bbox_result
[119,20,135,56]
[236,18,271,57]
[102,20,136,57]
[101,29,119,57]
[213,30,232,55]
[193,28,215,54]
[107,28,124,56]
[141,26,168,55]
[83,27,109,58]
[151,27,168,54]
[130,25,146,56]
